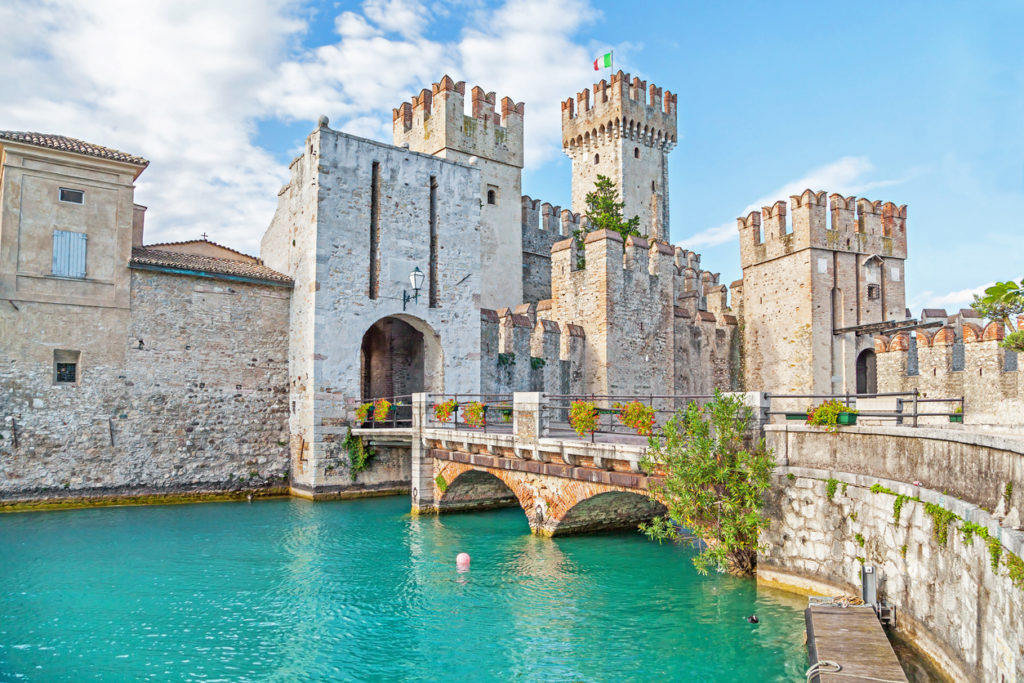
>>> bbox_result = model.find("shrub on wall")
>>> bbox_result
[342,428,375,481]
[806,400,858,432]
[640,391,774,577]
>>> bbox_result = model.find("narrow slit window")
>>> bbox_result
[59,188,84,204]
[487,189,496,205]
[634,147,640,158]
[429,176,439,308]
[369,161,380,299]
[594,153,600,164]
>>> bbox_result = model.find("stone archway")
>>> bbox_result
[856,347,877,395]
[437,469,521,513]
[359,314,444,399]
[552,491,666,535]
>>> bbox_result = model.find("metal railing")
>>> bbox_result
[425,393,514,433]
[541,393,715,442]
[354,394,413,429]
[766,390,965,428]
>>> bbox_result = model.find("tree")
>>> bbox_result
[574,175,642,267]
[583,175,641,240]
[971,278,1024,352]
[640,391,774,577]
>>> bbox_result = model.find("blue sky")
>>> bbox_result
[2,0,1021,313]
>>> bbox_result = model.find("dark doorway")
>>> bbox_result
[856,348,877,395]
[360,317,425,400]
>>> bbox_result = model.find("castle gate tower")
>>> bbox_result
[394,75,525,310]
[737,190,908,396]
[561,71,677,242]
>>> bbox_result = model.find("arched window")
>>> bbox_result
[634,147,640,158]
[487,189,496,205]
[594,153,600,164]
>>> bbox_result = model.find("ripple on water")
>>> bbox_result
[0,497,807,682]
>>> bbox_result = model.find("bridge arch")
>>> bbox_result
[437,468,522,514]
[548,490,666,536]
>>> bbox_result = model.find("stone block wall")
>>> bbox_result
[478,306,584,396]
[520,196,579,303]
[876,321,1022,425]
[0,270,291,500]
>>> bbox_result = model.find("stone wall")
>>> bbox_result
[478,305,584,396]
[876,321,1022,425]
[561,71,677,241]
[760,424,1024,681]
[261,125,483,496]
[520,196,577,303]
[738,191,907,398]
[0,270,291,500]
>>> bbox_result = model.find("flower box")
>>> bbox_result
[785,413,807,421]
[949,415,963,423]
[836,412,857,425]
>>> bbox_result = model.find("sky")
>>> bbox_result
[2,0,1021,313]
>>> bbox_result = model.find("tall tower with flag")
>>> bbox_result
[561,70,677,242]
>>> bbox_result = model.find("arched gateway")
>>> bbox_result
[360,315,444,399]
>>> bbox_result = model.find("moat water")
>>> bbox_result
[0,496,809,681]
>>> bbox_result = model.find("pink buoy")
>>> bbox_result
[456,552,471,571]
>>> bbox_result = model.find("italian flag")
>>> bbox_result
[593,52,612,71]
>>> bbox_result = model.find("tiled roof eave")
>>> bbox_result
[129,259,293,287]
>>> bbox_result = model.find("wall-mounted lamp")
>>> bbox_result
[402,266,425,311]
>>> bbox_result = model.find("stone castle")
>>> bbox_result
[1,72,1021,500]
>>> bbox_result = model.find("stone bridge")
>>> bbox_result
[356,392,766,536]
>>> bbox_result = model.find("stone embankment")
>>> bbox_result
[760,424,1024,682]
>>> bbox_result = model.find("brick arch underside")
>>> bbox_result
[434,461,665,537]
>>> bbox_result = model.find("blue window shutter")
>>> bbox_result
[52,230,87,278]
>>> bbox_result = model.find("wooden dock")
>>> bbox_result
[805,605,908,683]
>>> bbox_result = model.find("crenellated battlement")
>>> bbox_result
[737,188,908,269]
[392,74,525,168]
[520,195,581,242]
[561,70,677,151]
[873,318,1021,424]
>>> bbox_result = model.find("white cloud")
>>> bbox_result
[2,0,603,254]
[908,283,992,315]
[678,156,905,250]
[0,0,306,254]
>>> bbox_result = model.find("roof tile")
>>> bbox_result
[0,131,148,166]
[130,247,292,286]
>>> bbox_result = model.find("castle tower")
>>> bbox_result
[561,71,677,242]
[737,189,909,396]
[393,75,525,309]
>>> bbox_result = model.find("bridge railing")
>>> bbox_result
[540,394,715,442]
[353,394,414,429]
[424,393,514,433]
[765,389,965,427]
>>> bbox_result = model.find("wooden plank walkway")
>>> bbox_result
[805,605,908,683]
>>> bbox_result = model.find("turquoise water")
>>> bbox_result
[0,497,807,681]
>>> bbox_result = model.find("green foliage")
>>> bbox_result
[342,428,375,481]
[1006,553,1024,590]
[355,402,373,423]
[855,533,865,547]
[900,544,908,559]
[614,401,657,436]
[435,473,448,493]
[870,483,898,496]
[849,512,858,522]
[433,399,458,423]
[1005,481,1014,509]
[497,353,516,367]
[986,536,1003,573]
[856,556,866,565]
[639,391,774,577]
[971,277,1024,351]
[924,502,957,546]
[372,398,391,423]
[841,482,849,495]
[463,401,487,427]
[583,175,642,241]
[961,521,988,546]
[530,356,546,370]
[786,472,796,482]
[825,478,839,500]
[806,400,858,432]
[971,278,1023,331]
[568,400,599,437]
[893,494,910,524]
